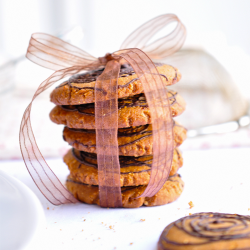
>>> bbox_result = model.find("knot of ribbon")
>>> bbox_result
[20,14,186,207]
[98,53,117,65]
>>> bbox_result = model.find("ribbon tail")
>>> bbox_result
[19,66,87,205]
[117,48,174,198]
[95,60,122,208]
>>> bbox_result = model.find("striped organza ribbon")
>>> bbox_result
[20,14,186,207]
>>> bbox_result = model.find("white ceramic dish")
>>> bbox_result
[0,170,45,250]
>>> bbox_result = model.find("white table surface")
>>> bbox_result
[1,147,250,250]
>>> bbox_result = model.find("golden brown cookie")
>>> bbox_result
[50,64,181,105]
[63,148,183,187]
[63,122,187,156]
[66,173,184,208]
[50,91,186,129]
[158,212,250,250]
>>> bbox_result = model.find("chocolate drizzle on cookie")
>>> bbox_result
[66,173,181,192]
[66,125,152,148]
[56,63,171,90]
[64,121,184,150]
[71,148,152,174]
[60,91,178,116]
[159,212,250,248]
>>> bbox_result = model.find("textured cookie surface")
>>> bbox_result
[66,174,184,208]
[50,91,186,129]
[63,122,187,156]
[50,64,181,105]
[158,212,250,250]
[64,148,183,186]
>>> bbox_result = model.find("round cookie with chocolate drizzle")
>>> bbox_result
[63,148,183,187]
[66,173,184,208]
[50,90,186,129]
[158,212,250,250]
[63,121,187,157]
[50,64,181,105]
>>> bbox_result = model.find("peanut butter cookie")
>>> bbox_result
[50,91,186,129]
[63,148,183,187]
[50,64,181,105]
[158,212,250,250]
[63,122,187,156]
[66,173,184,208]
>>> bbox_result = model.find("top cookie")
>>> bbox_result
[158,212,250,250]
[50,64,181,105]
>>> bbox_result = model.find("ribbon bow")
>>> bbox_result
[20,14,186,207]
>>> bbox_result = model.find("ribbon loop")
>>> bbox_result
[120,14,186,59]
[26,33,99,71]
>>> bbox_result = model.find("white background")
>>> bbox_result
[1,0,250,57]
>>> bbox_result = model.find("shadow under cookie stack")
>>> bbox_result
[49,63,187,208]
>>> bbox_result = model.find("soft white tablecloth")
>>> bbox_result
[1,147,250,250]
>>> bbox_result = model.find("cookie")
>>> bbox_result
[63,148,183,187]
[50,91,186,129]
[66,173,184,208]
[63,121,187,156]
[50,64,181,105]
[158,212,250,250]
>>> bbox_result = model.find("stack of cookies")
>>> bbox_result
[49,63,187,208]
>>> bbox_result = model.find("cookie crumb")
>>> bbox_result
[82,230,84,232]
[98,237,101,239]
[248,208,250,211]
[177,208,180,210]
[101,222,104,224]
[159,218,161,220]
[84,219,86,221]
[140,219,145,222]
[54,222,57,223]
[189,213,192,215]
[130,243,133,245]
[60,229,62,231]
[188,201,194,209]
[47,207,49,210]
[109,225,113,229]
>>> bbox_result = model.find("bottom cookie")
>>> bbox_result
[66,174,184,208]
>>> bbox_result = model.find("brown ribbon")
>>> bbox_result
[20,14,186,207]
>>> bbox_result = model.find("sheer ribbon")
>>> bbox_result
[20,14,186,207]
